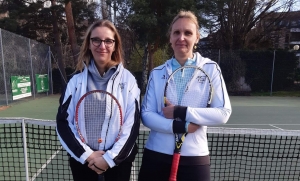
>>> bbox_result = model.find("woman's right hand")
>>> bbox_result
[162,98,175,119]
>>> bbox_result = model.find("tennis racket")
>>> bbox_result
[164,65,213,181]
[75,90,123,181]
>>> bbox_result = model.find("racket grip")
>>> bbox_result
[169,153,180,181]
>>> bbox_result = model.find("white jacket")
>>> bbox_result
[56,63,140,167]
[141,52,231,156]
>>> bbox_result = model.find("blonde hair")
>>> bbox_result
[75,19,124,72]
[167,10,200,38]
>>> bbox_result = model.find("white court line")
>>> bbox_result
[269,124,284,130]
[225,124,300,125]
[225,124,300,131]
[225,124,300,130]
[30,146,62,181]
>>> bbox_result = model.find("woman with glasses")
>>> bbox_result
[56,19,140,181]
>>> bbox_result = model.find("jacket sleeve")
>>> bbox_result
[141,70,175,134]
[185,64,232,126]
[56,82,94,164]
[103,78,141,167]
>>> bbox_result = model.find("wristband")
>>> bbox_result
[172,120,186,133]
[173,106,187,121]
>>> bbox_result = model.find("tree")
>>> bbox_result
[0,0,53,41]
[51,0,67,88]
[69,0,99,44]
[0,0,100,92]
[128,0,199,91]
[64,0,79,67]
[105,0,133,25]
[202,0,297,50]
[129,0,199,69]
[101,0,109,19]
[196,0,298,93]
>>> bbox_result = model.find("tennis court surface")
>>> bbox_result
[1,95,300,180]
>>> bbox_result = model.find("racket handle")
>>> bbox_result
[169,153,180,181]
[98,174,104,181]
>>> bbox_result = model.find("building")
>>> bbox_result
[257,11,300,62]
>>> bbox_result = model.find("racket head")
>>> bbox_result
[164,65,213,108]
[75,90,123,150]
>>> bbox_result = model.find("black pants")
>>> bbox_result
[138,149,210,181]
[69,156,133,181]
[69,144,137,181]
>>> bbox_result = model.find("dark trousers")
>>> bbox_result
[69,157,133,181]
[138,149,210,181]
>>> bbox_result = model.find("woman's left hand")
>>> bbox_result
[88,156,109,174]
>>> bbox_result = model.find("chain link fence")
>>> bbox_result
[129,48,300,96]
[0,28,52,106]
[198,48,300,95]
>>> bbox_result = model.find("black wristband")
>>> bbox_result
[172,120,186,133]
[173,106,187,121]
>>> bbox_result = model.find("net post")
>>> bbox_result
[22,119,30,181]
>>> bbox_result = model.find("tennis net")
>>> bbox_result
[1,118,300,181]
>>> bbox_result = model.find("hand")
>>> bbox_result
[187,123,200,133]
[88,156,109,174]
[162,98,175,119]
[86,150,105,163]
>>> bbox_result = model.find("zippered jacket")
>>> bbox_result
[56,63,140,168]
[141,52,231,156]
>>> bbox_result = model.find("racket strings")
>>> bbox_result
[84,92,107,150]
[166,67,211,108]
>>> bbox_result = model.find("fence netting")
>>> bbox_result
[0,28,52,106]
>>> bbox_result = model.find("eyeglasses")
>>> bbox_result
[90,38,115,47]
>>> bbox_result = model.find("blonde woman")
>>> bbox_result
[139,11,231,181]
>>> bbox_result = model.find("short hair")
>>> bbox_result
[76,19,124,72]
[167,10,200,38]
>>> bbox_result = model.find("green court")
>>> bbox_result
[1,95,300,129]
